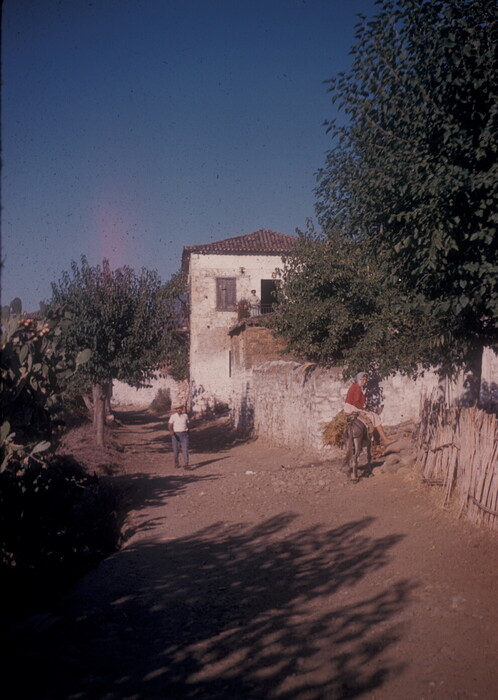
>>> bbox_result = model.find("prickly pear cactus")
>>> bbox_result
[0,306,90,472]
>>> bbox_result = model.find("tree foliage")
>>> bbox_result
[272,224,441,377]
[50,257,187,443]
[275,0,498,378]
[161,270,189,382]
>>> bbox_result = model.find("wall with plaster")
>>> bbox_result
[229,338,496,458]
[111,372,187,410]
[188,252,283,413]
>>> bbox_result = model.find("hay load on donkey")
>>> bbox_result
[322,410,372,482]
[322,410,354,448]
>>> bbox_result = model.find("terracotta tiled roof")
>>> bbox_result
[182,229,296,269]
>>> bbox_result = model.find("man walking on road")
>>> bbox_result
[168,404,190,469]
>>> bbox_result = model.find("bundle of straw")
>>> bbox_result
[322,411,354,448]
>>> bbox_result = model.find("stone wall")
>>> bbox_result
[111,373,187,410]
[237,360,472,458]
[230,322,290,370]
[228,317,497,455]
[229,324,293,432]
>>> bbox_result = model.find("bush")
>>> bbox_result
[0,455,121,619]
[60,380,92,428]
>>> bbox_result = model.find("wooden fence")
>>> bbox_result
[415,399,498,531]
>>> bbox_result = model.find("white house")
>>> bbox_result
[182,229,296,414]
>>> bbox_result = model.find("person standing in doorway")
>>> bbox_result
[249,289,261,316]
[168,404,190,469]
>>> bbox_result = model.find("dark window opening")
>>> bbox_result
[260,279,278,314]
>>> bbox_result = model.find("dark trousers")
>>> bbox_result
[172,431,189,466]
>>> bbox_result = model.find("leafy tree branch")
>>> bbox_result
[274,0,497,386]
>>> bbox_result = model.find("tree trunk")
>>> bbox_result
[92,383,106,447]
[82,394,94,418]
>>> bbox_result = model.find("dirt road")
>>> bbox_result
[8,408,498,699]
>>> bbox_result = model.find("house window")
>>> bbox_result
[216,277,236,311]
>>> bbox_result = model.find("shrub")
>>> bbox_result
[0,455,121,618]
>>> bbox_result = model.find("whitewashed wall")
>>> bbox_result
[111,374,187,409]
[242,360,477,457]
[189,252,284,413]
[481,346,498,408]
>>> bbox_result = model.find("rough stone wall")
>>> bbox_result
[227,322,460,444]
[247,360,471,457]
[188,252,284,413]
[229,325,291,432]
[245,326,289,368]
[251,361,342,455]
[227,317,497,450]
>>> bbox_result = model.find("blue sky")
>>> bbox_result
[2,0,376,312]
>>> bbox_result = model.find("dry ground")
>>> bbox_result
[6,407,498,700]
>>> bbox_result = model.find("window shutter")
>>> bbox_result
[226,278,236,309]
[216,278,236,310]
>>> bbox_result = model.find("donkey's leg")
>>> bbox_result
[351,437,360,482]
[341,426,353,472]
[342,432,353,474]
[365,434,372,476]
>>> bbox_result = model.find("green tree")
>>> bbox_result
[272,224,440,378]
[277,0,498,383]
[51,257,187,446]
[161,270,189,382]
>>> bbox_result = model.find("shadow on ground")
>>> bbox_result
[115,410,253,457]
[189,415,255,453]
[112,470,219,541]
[114,409,166,428]
[11,515,414,700]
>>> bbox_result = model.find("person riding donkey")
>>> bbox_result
[344,372,395,447]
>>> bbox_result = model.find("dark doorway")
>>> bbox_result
[261,279,277,313]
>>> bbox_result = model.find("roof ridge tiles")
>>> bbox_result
[183,229,297,256]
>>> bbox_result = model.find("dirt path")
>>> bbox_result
[9,408,498,699]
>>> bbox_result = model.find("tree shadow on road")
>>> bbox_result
[117,411,253,456]
[114,408,166,428]
[111,470,219,541]
[189,416,256,453]
[15,515,415,699]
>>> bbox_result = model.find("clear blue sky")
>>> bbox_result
[2,0,376,312]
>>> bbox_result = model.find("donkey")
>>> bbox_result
[342,417,372,482]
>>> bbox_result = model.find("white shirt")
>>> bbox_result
[168,412,189,432]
